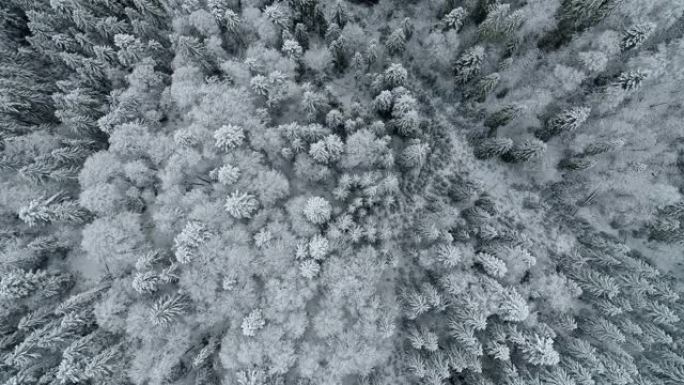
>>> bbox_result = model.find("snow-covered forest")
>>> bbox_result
[1,0,684,384]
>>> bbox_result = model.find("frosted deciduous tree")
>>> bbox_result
[81,213,146,275]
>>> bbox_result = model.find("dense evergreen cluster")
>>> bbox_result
[1,1,684,385]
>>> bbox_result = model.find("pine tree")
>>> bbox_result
[644,301,680,326]
[558,157,596,171]
[563,337,600,365]
[485,341,511,361]
[174,221,211,264]
[224,9,241,34]
[374,90,394,113]
[593,298,623,316]
[450,300,488,331]
[149,293,189,327]
[476,252,507,278]
[241,308,265,337]
[407,326,426,350]
[0,269,70,300]
[225,191,259,219]
[449,322,483,356]
[402,140,430,168]
[454,46,485,84]
[478,3,522,42]
[83,343,123,381]
[331,1,348,27]
[330,37,347,71]
[583,317,626,344]
[192,336,219,369]
[283,39,303,60]
[616,70,648,91]
[393,94,421,136]
[207,0,230,19]
[475,137,514,159]
[521,335,560,366]
[571,268,620,299]
[582,138,624,156]
[443,7,466,31]
[425,353,450,385]
[484,104,524,129]
[214,124,245,150]
[217,164,241,185]
[620,22,655,51]
[384,63,408,88]
[435,244,463,268]
[303,196,332,224]
[403,289,431,320]
[264,3,290,29]
[0,270,43,299]
[406,352,428,378]
[560,0,622,30]
[132,271,160,294]
[498,288,530,322]
[308,234,329,260]
[537,107,591,141]
[309,141,329,163]
[55,284,108,316]
[324,135,343,161]
[386,28,407,55]
[469,73,500,101]
[18,194,89,227]
[540,367,576,385]
[299,259,320,279]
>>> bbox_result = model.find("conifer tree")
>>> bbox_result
[214,124,245,150]
[299,259,320,279]
[560,0,622,31]
[386,28,407,56]
[620,22,655,51]
[174,221,211,264]
[303,196,332,224]
[216,164,241,185]
[149,293,189,327]
[484,104,524,130]
[521,335,560,366]
[478,3,522,42]
[616,70,649,91]
[502,139,547,163]
[443,7,466,31]
[384,63,408,88]
[241,308,265,337]
[537,107,591,141]
[225,191,259,219]
[18,194,89,227]
[454,46,485,84]
[475,137,514,159]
